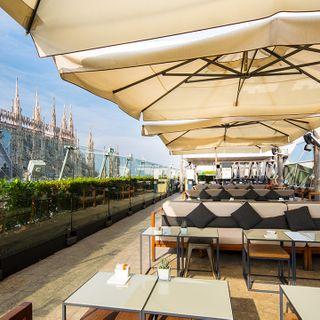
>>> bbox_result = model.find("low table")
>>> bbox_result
[243,230,292,290]
[280,285,320,320]
[180,227,220,279]
[140,226,181,275]
[62,272,157,320]
[286,231,320,284]
[142,277,233,320]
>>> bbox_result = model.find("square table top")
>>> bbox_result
[180,227,219,239]
[143,277,233,320]
[142,226,181,237]
[64,272,157,312]
[281,285,320,320]
[244,229,292,242]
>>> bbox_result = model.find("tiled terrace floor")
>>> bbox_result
[1,194,320,320]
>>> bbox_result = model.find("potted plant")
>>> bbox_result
[157,258,171,281]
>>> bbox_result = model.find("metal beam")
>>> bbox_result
[259,122,290,137]
[141,57,221,113]
[284,119,309,131]
[201,58,242,75]
[165,130,190,147]
[264,47,320,85]
[250,47,307,75]
[113,59,195,93]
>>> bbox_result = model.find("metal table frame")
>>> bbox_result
[140,227,181,276]
[242,231,292,290]
[140,227,220,279]
[279,286,300,320]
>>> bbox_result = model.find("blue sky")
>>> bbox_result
[0,10,178,167]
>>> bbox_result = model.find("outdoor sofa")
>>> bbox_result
[150,200,320,269]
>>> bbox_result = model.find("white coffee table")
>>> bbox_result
[142,277,233,319]
[280,285,320,320]
[62,272,157,320]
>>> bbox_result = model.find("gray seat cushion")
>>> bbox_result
[266,190,280,200]
[245,189,258,200]
[231,202,262,230]
[188,237,212,244]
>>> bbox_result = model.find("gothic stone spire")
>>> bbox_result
[34,89,41,123]
[12,77,21,119]
[68,105,74,136]
[50,97,56,132]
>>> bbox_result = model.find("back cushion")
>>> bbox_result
[287,203,320,219]
[252,184,267,189]
[250,202,287,218]
[227,189,248,198]
[163,200,199,217]
[203,202,243,217]
[276,190,295,199]
[207,184,222,189]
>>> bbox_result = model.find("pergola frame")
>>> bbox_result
[113,44,320,111]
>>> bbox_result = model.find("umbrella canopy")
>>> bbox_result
[2,1,320,57]
[2,3,320,121]
[142,115,320,155]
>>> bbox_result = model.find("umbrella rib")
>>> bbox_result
[165,130,190,147]
[283,119,309,131]
[141,57,220,113]
[256,60,320,74]
[263,48,320,85]
[287,118,310,124]
[26,0,42,34]
[201,58,241,75]
[287,45,320,55]
[258,122,289,137]
[250,46,307,75]
[113,59,195,94]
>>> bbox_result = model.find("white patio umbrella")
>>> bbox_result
[142,115,320,155]
[2,1,320,57]
[2,3,320,121]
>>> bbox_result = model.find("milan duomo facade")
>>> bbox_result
[0,79,96,179]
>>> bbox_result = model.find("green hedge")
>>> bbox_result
[0,177,154,211]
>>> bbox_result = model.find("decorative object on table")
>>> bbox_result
[107,263,131,285]
[180,219,188,235]
[264,230,277,239]
[157,258,171,281]
[230,197,235,201]
[154,227,162,235]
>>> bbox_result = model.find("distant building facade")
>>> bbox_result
[0,79,96,179]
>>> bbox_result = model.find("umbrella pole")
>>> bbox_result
[313,131,320,200]
[277,154,284,187]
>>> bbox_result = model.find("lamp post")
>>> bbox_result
[59,145,78,180]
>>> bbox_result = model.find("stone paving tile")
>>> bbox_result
[1,194,320,320]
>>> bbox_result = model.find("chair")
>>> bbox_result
[184,238,215,278]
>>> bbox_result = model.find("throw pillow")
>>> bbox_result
[186,203,216,228]
[255,216,288,229]
[285,206,316,231]
[245,189,258,200]
[266,190,280,200]
[231,202,262,229]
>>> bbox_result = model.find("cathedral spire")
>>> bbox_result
[12,77,21,119]
[88,129,94,152]
[68,105,74,137]
[59,105,67,140]
[50,97,56,133]
[34,89,41,123]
